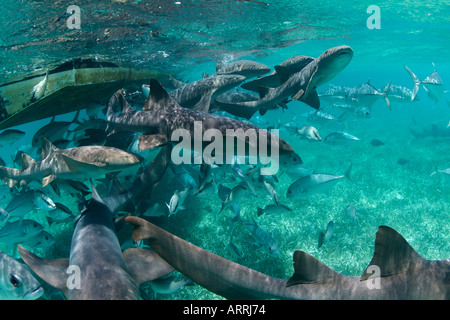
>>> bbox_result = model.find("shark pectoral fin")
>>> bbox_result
[123,248,174,285]
[360,226,426,281]
[42,174,57,187]
[17,245,69,295]
[138,134,169,151]
[193,90,215,112]
[300,89,320,110]
[286,250,341,287]
[62,154,105,173]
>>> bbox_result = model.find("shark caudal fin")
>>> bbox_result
[107,89,134,116]
[287,250,343,286]
[0,166,20,188]
[360,226,426,281]
[404,65,421,101]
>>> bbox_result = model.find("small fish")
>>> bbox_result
[286,164,352,199]
[46,202,74,225]
[324,132,360,144]
[0,250,44,300]
[148,275,194,298]
[31,111,80,149]
[219,184,246,214]
[370,139,385,147]
[257,203,292,217]
[22,231,55,250]
[262,179,280,204]
[1,190,55,221]
[345,204,357,221]
[430,167,450,176]
[281,166,314,180]
[405,63,445,103]
[241,218,280,257]
[166,187,190,216]
[0,129,26,147]
[318,221,335,248]
[296,126,322,141]
[0,208,9,227]
[141,202,167,217]
[227,240,243,259]
[397,158,409,166]
[30,70,48,102]
[0,219,44,247]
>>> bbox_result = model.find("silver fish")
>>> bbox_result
[1,190,55,221]
[46,202,74,225]
[405,63,444,103]
[345,204,357,221]
[0,251,43,300]
[219,184,246,214]
[141,202,167,218]
[0,219,44,247]
[318,221,335,248]
[257,203,292,217]
[296,125,322,141]
[241,218,280,257]
[166,187,190,217]
[430,168,450,176]
[0,129,25,147]
[148,275,194,298]
[324,131,360,144]
[286,164,352,199]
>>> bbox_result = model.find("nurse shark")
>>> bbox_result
[126,217,450,300]
[215,45,354,119]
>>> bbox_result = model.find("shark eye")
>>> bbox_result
[9,274,22,287]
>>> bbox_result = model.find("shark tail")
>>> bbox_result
[0,166,21,188]
[404,65,421,101]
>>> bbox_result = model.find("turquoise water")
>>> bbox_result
[0,1,449,300]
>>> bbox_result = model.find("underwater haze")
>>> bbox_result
[0,1,449,300]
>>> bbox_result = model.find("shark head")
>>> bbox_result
[314,45,353,87]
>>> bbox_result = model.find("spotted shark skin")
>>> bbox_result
[126,217,450,300]
[215,45,354,119]
[144,74,246,112]
[108,78,295,158]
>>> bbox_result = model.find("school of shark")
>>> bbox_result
[0,43,448,301]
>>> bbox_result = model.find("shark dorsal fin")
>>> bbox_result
[286,250,342,286]
[41,137,59,159]
[17,245,69,296]
[142,79,179,111]
[360,226,426,281]
[21,153,37,170]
